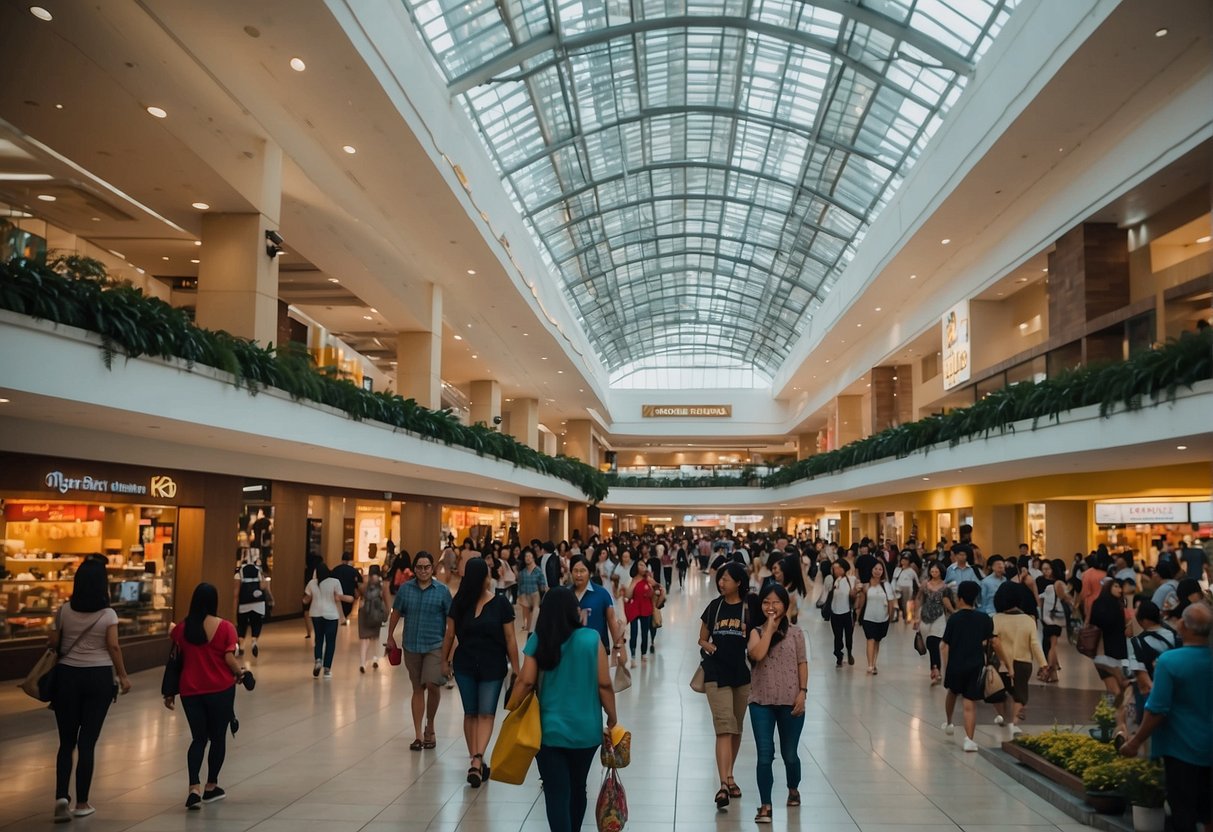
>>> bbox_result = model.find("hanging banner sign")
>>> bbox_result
[642,405,732,417]
[942,300,971,390]
[1094,502,1189,525]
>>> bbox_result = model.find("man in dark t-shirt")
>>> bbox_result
[330,551,362,620]
[941,580,999,751]
[855,545,878,584]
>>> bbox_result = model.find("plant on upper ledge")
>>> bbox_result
[0,257,608,502]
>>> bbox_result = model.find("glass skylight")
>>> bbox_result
[406,0,1017,387]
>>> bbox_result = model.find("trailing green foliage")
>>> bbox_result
[0,258,608,502]
[609,328,1210,489]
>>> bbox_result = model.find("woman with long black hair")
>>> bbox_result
[49,558,131,823]
[441,557,520,787]
[747,583,808,824]
[165,583,247,810]
[508,587,617,832]
[772,555,808,624]
[698,561,751,812]
[303,561,352,679]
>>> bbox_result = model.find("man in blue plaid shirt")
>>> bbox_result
[387,552,452,750]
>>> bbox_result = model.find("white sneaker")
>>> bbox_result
[1009,724,1023,738]
[963,738,979,752]
[941,722,955,735]
[53,799,71,824]
[323,669,332,680]
[994,715,1005,726]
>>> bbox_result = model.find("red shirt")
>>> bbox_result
[171,619,237,697]
[631,579,655,617]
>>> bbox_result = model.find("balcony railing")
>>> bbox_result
[607,465,774,488]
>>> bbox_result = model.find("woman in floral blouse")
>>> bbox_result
[746,583,808,824]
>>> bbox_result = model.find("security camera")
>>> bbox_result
[492,415,503,425]
[265,229,285,258]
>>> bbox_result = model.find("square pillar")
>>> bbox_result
[834,395,863,446]
[402,498,443,557]
[195,213,281,344]
[507,398,540,450]
[563,420,596,466]
[469,379,501,427]
[396,283,442,409]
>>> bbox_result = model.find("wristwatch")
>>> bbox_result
[799,687,808,693]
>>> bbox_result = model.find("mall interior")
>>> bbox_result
[0,1,1210,831]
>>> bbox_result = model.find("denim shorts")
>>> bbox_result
[454,672,504,716]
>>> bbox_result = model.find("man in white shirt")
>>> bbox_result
[821,560,856,667]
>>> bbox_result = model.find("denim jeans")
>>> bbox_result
[748,703,805,806]
[629,615,651,657]
[312,617,338,669]
[536,745,599,832]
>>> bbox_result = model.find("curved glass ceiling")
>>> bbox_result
[406,0,1016,387]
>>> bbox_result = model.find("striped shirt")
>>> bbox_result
[517,566,547,595]
[391,578,452,653]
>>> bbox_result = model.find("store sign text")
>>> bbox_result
[941,300,971,391]
[1094,502,1189,525]
[642,404,732,418]
[42,470,176,498]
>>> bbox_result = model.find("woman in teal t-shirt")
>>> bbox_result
[508,587,618,832]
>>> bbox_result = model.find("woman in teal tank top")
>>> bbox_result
[508,588,618,832]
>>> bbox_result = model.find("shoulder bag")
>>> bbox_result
[690,598,723,693]
[489,676,543,785]
[1076,624,1101,658]
[19,610,106,703]
[161,641,184,697]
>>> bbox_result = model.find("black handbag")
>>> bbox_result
[913,631,927,655]
[161,643,183,697]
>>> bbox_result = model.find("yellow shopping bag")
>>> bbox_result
[489,690,542,785]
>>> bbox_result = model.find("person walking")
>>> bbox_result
[233,550,268,659]
[1088,579,1131,699]
[771,555,808,624]
[893,554,919,623]
[697,562,751,812]
[569,556,624,655]
[855,561,895,674]
[1039,559,1072,683]
[991,583,1046,736]
[441,557,520,787]
[624,559,659,667]
[385,549,413,607]
[386,552,451,751]
[165,583,248,809]
[507,588,618,832]
[303,562,352,679]
[821,560,856,667]
[916,562,953,685]
[1119,602,1212,832]
[745,583,808,824]
[941,581,1001,751]
[358,565,389,673]
[48,558,131,823]
[516,548,547,634]
[331,550,363,624]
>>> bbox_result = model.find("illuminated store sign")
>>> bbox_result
[43,470,177,498]
[941,300,971,391]
[642,404,732,417]
[1094,502,1189,525]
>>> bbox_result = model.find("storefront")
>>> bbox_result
[442,505,519,548]
[0,452,242,679]
[1094,499,1212,563]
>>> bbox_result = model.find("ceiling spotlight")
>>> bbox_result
[362,315,373,321]
[541,356,548,360]
[910,273,917,280]
[194,240,202,246]
[557,370,564,374]
[91,216,101,221]
[1197,235,1211,244]
[1041,267,1049,272]
[328,277,339,283]
[289,57,307,72]
[1154,27,1168,37]
[466,269,476,275]
[940,238,951,245]
[1176,445,1187,450]
[342,145,357,154]
[922,477,930,481]
[146,106,168,119]
[471,354,478,359]
[36,194,56,201]
[874,307,882,312]
[453,335,463,340]
[0,397,9,403]
[369,308,378,314]
[29,6,52,21]
[161,256,169,261]
[191,202,210,210]
[190,258,200,264]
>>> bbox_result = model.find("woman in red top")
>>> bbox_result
[165,583,246,810]
[625,560,660,667]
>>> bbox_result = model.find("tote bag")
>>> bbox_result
[488,689,542,785]
[595,768,629,832]
[19,612,105,703]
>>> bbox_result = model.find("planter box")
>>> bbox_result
[1002,741,1086,797]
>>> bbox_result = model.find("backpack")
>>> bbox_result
[1130,626,1178,678]
[237,564,264,605]
[363,582,387,625]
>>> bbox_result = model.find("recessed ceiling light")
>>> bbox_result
[36,194,56,201]
[29,6,52,22]
[453,334,463,340]
[466,269,476,275]
[161,256,169,261]
[0,172,52,181]
[874,307,882,312]
[0,397,9,403]
[191,202,209,210]
[557,370,564,374]
[523,332,529,336]
[1197,235,1211,244]
[369,308,378,314]
[1041,267,1049,272]
[194,240,202,246]
[541,356,548,360]
[1176,444,1187,450]
[910,274,917,280]
[289,57,307,72]
[362,315,373,321]
[190,259,200,264]
[342,145,357,154]
[472,354,478,359]
[856,323,862,328]
[940,238,951,245]
[1017,277,1029,283]
[1154,27,1168,37]
[328,277,339,283]
[579,389,584,392]
[108,250,125,258]
[90,216,100,221]
[146,106,168,119]
[135,267,145,274]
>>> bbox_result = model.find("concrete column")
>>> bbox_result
[796,433,816,461]
[195,213,281,344]
[396,283,443,409]
[833,395,863,447]
[1047,222,1130,343]
[541,430,557,456]
[469,379,501,427]
[519,497,549,544]
[507,398,539,450]
[401,498,443,557]
[568,502,588,543]
[870,366,914,432]
[563,420,595,466]
[971,504,1020,560]
[1043,501,1091,562]
[836,510,855,548]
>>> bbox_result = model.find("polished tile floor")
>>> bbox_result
[0,571,1106,831]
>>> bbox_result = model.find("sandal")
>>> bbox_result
[409,739,424,751]
[715,786,730,811]
[726,777,742,799]
[423,734,437,750]
[467,755,483,788]
[787,789,801,807]
[755,805,773,824]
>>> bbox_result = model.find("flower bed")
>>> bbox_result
[1010,730,1163,816]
